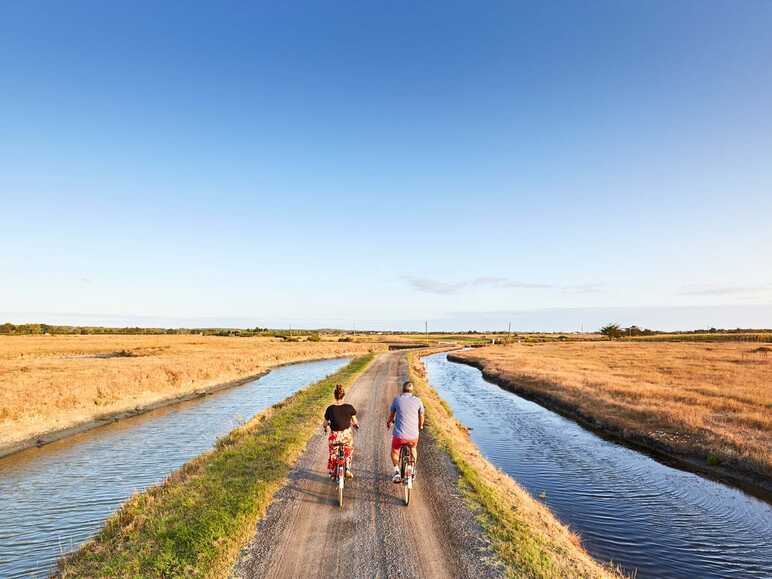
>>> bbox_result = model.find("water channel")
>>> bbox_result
[0,357,350,578]
[424,352,772,578]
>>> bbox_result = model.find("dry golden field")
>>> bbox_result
[451,342,772,482]
[0,335,384,451]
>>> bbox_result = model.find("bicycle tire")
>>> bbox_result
[338,484,344,508]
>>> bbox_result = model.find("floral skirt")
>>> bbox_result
[327,428,353,475]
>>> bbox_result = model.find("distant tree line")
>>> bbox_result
[599,324,656,339]
[2,322,770,339]
[0,323,269,336]
[599,323,772,341]
[0,323,331,340]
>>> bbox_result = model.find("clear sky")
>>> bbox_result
[2,2,771,331]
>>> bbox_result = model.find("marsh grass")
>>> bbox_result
[58,354,375,577]
[408,351,621,579]
[452,342,772,482]
[0,335,383,450]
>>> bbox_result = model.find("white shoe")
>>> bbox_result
[392,471,401,483]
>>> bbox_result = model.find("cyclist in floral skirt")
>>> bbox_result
[323,384,359,479]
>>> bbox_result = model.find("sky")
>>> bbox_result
[2,1,771,332]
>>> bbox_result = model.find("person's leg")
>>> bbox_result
[345,446,353,478]
[328,443,336,477]
[410,442,418,479]
[343,429,354,478]
[390,437,401,481]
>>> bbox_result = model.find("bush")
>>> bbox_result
[600,323,624,340]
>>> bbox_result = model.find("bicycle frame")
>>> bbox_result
[399,444,416,504]
[330,441,350,508]
[336,445,346,488]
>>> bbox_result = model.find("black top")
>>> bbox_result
[324,403,357,431]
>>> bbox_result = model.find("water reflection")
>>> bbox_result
[424,352,772,579]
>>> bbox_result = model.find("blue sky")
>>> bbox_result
[2,2,771,331]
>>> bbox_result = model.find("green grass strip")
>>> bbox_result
[59,354,375,578]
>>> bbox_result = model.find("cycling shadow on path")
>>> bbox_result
[286,466,405,508]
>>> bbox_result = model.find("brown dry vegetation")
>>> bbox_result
[0,335,384,451]
[452,342,772,484]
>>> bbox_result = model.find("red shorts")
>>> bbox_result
[391,437,418,451]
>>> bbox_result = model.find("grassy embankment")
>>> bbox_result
[0,335,383,453]
[58,353,375,577]
[450,342,772,489]
[408,351,621,579]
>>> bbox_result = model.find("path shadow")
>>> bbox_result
[285,465,406,508]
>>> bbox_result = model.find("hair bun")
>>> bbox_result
[334,384,346,400]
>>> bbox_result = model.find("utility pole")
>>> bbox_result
[425,321,428,343]
[508,321,511,341]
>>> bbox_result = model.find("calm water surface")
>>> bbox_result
[424,352,772,579]
[0,357,350,578]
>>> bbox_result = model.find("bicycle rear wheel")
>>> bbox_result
[401,453,413,506]
[336,447,345,509]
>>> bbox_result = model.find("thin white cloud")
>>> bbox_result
[678,284,772,297]
[561,283,604,294]
[403,275,602,295]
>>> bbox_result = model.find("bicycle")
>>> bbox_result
[331,442,349,508]
[398,442,416,505]
[326,425,357,508]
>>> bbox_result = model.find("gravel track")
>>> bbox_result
[233,351,499,579]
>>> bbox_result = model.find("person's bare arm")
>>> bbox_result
[386,410,396,429]
[352,415,360,429]
[419,411,425,431]
[322,419,331,433]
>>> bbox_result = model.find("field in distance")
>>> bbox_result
[0,335,384,452]
[452,341,772,486]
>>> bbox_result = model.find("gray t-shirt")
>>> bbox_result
[389,393,424,440]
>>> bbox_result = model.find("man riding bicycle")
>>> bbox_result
[386,380,424,483]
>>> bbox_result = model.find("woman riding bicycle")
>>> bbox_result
[323,384,359,479]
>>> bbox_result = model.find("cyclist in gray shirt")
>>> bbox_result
[386,381,425,483]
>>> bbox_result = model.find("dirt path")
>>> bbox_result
[233,351,498,579]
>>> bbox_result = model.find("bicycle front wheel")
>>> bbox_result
[403,484,410,505]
